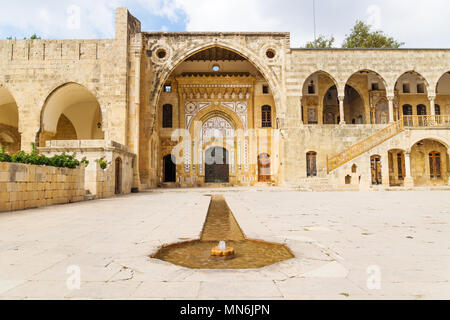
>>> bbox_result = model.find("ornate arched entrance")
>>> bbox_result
[205,147,229,183]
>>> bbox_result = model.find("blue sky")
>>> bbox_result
[1,0,449,48]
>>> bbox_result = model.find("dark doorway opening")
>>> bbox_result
[205,147,229,183]
[164,154,176,183]
[115,157,122,195]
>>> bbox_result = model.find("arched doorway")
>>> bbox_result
[375,100,389,124]
[258,153,271,182]
[371,155,382,185]
[115,157,122,195]
[388,149,405,186]
[205,147,229,183]
[411,139,448,186]
[163,154,176,183]
[40,83,104,146]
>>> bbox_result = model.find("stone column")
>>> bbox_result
[429,95,436,116]
[18,106,40,153]
[404,151,414,187]
[388,96,394,123]
[338,96,345,125]
[381,153,390,187]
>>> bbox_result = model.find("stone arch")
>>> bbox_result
[302,70,340,96]
[410,136,449,150]
[151,42,283,124]
[411,138,448,186]
[189,105,244,137]
[0,84,21,153]
[436,71,450,94]
[39,82,104,146]
[395,71,430,94]
[345,69,389,91]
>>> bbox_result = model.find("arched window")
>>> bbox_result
[261,105,272,128]
[402,104,413,126]
[429,152,441,179]
[435,104,441,115]
[403,104,412,115]
[162,104,173,128]
[306,151,317,177]
[417,104,427,115]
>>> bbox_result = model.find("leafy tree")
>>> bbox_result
[342,20,404,48]
[305,35,336,48]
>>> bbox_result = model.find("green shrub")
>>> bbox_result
[97,157,108,170]
[0,144,89,169]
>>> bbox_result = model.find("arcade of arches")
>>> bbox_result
[1,37,450,191]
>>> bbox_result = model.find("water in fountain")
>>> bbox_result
[152,195,294,269]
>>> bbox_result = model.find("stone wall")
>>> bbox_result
[39,140,136,197]
[0,162,85,212]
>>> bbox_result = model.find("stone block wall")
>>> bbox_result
[0,162,85,212]
[39,140,136,197]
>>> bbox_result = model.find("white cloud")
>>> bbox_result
[164,0,450,48]
[0,0,449,47]
[0,0,121,39]
[136,0,184,23]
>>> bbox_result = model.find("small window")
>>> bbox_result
[262,85,269,94]
[156,49,167,59]
[417,83,425,94]
[402,83,410,93]
[162,104,173,128]
[345,175,352,185]
[266,49,275,59]
[308,83,315,94]
[352,164,357,173]
[371,82,379,91]
[212,65,220,72]
[261,105,272,128]
[164,84,172,93]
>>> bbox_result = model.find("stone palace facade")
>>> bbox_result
[1,7,449,194]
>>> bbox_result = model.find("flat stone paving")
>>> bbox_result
[0,189,449,300]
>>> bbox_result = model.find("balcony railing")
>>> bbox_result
[327,115,449,174]
[403,115,450,128]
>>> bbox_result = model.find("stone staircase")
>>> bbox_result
[327,119,404,174]
[327,115,450,174]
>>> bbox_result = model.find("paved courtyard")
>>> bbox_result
[0,189,449,300]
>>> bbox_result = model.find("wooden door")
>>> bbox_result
[371,155,382,185]
[258,153,271,182]
[429,152,441,180]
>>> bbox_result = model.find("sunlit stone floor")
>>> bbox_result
[0,189,449,300]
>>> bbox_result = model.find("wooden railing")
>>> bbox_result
[403,115,450,128]
[326,115,450,174]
